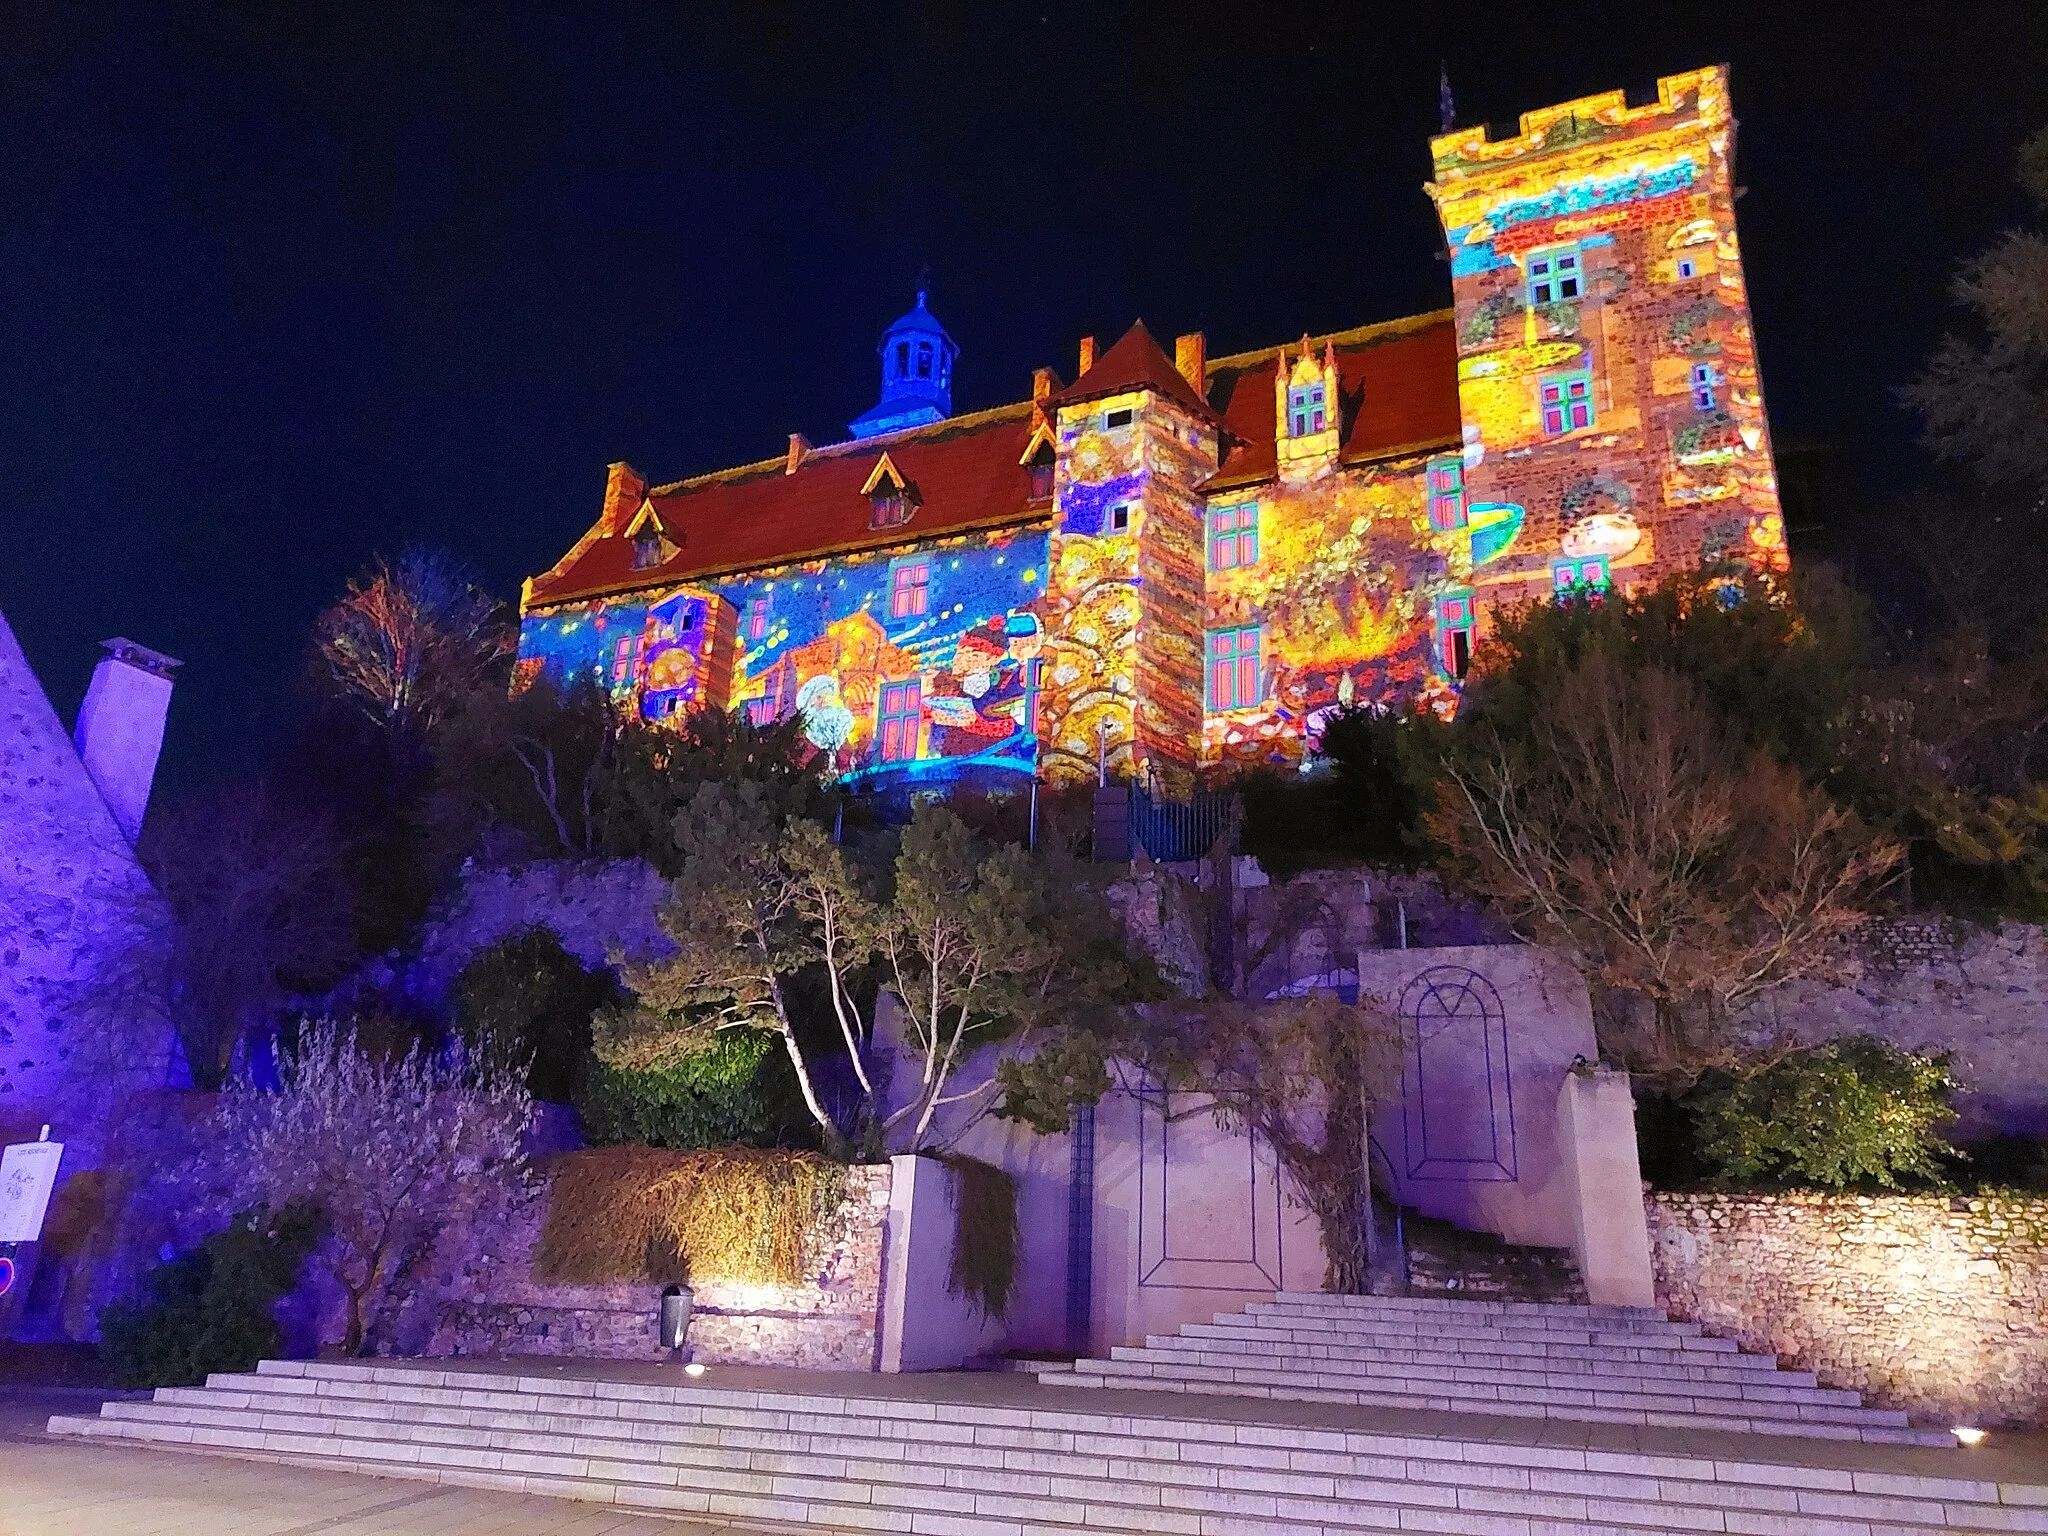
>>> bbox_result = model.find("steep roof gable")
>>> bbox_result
[1044,320,1221,424]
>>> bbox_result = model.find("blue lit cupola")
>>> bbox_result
[848,290,958,440]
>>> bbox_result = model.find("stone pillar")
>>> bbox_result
[72,638,180,844]
[1555,1066,1655,1307]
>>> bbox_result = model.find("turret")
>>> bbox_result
[849,290,959,440]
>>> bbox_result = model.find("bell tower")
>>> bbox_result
[849,290,959,440]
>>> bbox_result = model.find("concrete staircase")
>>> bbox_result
[1044,1293,1956,1446]
[46,1356,2048,1535]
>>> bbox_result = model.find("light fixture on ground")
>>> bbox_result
[684,1362,707,1377]
[1953,1427,1988,1447]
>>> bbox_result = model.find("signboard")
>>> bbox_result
[0,1136,64,1243]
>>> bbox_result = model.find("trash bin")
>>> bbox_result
[659,1284,694,1351]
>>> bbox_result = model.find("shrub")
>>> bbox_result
[535,1146,846,1288]
[575,1031,782,1149]
[99,1205,321,1389]
[1690,1036,1959,1189]
[454,927,620,1102]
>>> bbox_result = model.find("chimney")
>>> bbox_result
[1032,367,1061,401]
[1077,336,1097,376]
[601,461,648,534]
[1174,332,1207,390]
[73,638,180,844]
[786,433,812,475]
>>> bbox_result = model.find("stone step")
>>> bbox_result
[1053,1370,1955,1446]
[1072,1357,1906,1427]
[1149,1329,1802,1379]
[1245,1303,1716,1340]
[1269,1291,1671,1322]
[1192,1314,1749,1353]
[44,1359,2047,1535]
[1114,1342,1846,1400]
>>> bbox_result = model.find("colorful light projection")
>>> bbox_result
[1428,66,1788,603]
[517,526,1052,789]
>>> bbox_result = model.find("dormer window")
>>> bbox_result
[871,490,912,529]
[632,530,663,569]
[1287,382,1327,438]
[1026,442,1056,502]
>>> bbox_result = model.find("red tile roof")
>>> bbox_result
[525,309,1462,610]
[526,404,1050,607]
[1044,320,1221,424]
[1207,310,1461,486]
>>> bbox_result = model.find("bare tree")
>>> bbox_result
[1433,653,1899,1083]
[312,548,514,750]
[139,784,358,1090]
[216,1020,531,1354]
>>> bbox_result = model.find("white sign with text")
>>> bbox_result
[0,1138,65,1243]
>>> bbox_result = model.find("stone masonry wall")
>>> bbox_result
[1751,918,2048,1139]
[416,1162,893,1370]
[1648,1192,2048,1426]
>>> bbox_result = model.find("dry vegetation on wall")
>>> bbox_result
[534,1146,847,1289]
[938,1154,1018,1321]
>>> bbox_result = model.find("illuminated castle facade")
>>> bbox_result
[519,67,1785,790]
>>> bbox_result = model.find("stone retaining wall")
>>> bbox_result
[419,1162,894,1370]
[1647,1191,2048,1426]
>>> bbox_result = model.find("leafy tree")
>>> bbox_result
[139,783,358,1089]
[1690,1037,1959,1188]
[99,1204,321,1388]
[1433,652,1899,1084]
[603,785,1150,1158]
[453,926,620,1102]
[217,1020,531,1354]
[1900,126,2048,495]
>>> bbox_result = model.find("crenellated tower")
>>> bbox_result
[1426,66,1786,614]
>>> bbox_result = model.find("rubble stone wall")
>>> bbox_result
[1648,1191,2048,1426]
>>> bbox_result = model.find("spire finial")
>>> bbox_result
[1439,61,1456,134]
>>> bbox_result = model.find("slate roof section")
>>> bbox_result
[1042,320,1222,424]
[526,403,1049,607]
[1206,309,1462,488]
[525,309,1464,610]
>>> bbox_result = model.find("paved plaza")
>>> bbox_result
[0,1389,833,1536]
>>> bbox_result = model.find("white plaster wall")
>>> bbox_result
[1090,1081,1325,1351]
[1357,944,1594,1251]
[877,1153,1007,1371]
[0,613,175,1155]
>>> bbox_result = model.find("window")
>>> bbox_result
[1435,590,1475,679]
[1209,503,1258,570]
[1691,363,1717,410]
[611,635,642,684]
[1427,457,1467,532]
[870,490,912,529]
[889,559,929,619]
[1104,408,1134,430]
[895,340,910,377]
[877,680,922,763]
[746,665,792,726]
[1208,626,1263,711]
[1539,372,1595,435]
[1676,256,1697,280]
[1287,381,1327,438]
[1026,446,1055,501]
[916,343,933,379]
[743,596,770,642]
[632,530,663,569]
[1109,503,1132,533]
[1022,657,1043,734]
[1528,248,1581,305]
[1552,556,1611,595]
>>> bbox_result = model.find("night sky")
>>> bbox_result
[4,1,2045,796]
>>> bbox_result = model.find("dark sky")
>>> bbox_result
[4,1,2046,794]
